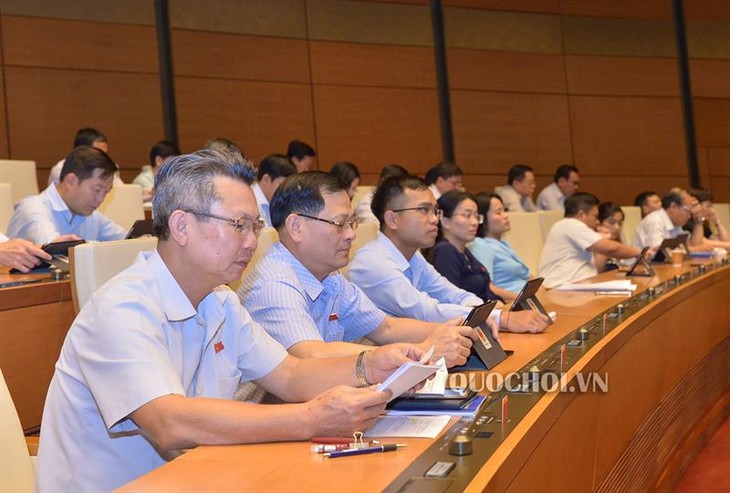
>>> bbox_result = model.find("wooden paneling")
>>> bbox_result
[684,0,730,21]
[450,91,573,175]
[708,176,730,202]
[562,17,675,57]
[448,49,566,93]
[569,96,686,176]
[4,67,163,173]
[309,42,435,88]
[362,0,562,14]
[687,21,730,59]
[0,0,154,24]
[312,85,441,175]
[690,59,730,98]
[694,98,730,147]
[1,16,158,72]
[175,77,314,164]
[559,0,672,19]
[707,147,730,176]
[172,30,310,83]
[170,0,306,38]
[579,176,690,206]
[565,55,679,96]
[0,60,8,158]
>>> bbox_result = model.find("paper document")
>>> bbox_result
[377,347,440,402]
[414,357,447,396]
[363,415,451,438]
[555,280,636,292]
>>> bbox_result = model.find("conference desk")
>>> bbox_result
[119,260,729,492]
[0,271,75,432]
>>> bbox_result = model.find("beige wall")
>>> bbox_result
[0,0,728,202]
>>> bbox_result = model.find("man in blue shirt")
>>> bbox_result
[348,175,550,333]
[239,171,479,368]
[8,146,127,244]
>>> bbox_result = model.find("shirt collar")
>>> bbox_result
[252,182,269,207]
[146,249,201,322]
[45,184,72,214]
[376,232,413,273]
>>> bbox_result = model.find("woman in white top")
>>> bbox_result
[468,193,530,294]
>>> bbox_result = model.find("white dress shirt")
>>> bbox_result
[538,217,603,288]
[251,182,272,227]
[632,208,683,248]
[536,182,565,211]
[494,185,536,212]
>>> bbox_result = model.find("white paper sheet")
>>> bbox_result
[363,415,451,438]
[376,347,440,402]
[554,280,636,292]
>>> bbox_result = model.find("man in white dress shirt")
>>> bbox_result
[8,146,127,244]
[251,154,296,227]
[539,192,645,288]
[536,164,580,212]
[425,161,463,200]
[633,191,694,248]
[495,164,537,212]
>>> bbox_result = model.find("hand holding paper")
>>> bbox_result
[376,347,440,402]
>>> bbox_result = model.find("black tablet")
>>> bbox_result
[9,239,86,274]
[653,233,689,263]
[509,278,553,325]
[126,219,154,239]
[626,247,655,277]
[452,300,508,371]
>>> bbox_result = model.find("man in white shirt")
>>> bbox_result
[633,191,662,218]
[348,175,550,333]
[633,191,693,248]
[425,161,463,200]
[495,164,537,212]
[8,147,128,244]
[251,154,296,227]
[47,127,124,186]
[536,164,580,212]
[355,164,409,224]
[539,193,645,288]
[36,151,422,493]
[132,140,180,201]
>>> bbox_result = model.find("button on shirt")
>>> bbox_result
[237,242,386,348]
[536,182,565,212]
[633,208,683,248]
[7,185,127,244]
[347,232,482,322]
[538,217,603,288]
[36,250,288,492]
[251,182,272,228]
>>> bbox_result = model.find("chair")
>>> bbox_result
[70,237,158,313]
[0,368,35,492]
[714,203,730,237]
[0,160,38,203]
[0,183,13,232]
[537,210,563,240]
[501,211,545,275]
[340,221,380,277]
[230,227,280,291]
[621,206,642,246]
[351,185,375,208]
[97,184,145,230]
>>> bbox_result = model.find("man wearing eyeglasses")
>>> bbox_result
[633,191,696,249]
[37,153,425,492]
[347,175,549,334]
[238,171,477,375]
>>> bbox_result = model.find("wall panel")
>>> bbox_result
[694,98,730,147]
[690,59,730,98]
[565,55,679,96]
[312,85,441,174]
[569,96,686,176]
[175,77,314,165]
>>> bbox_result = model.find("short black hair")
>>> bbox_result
[564,192,598,217]
[257,154,297,181]
[379,164,409,183]
[286,140,316,160]
[329,161,361,189]
[60,146,117,182]
[507,164,533,185]
[475,192,503,237]
[633,191,658,208]
[204,137,245,164]
[598,201,624,223]
[688,188,712,203]
[425,162,463,185]
[371,175,428,231]
[149,140,180,166]
[553,164,579,183]
[73,127,107,148]
[662,191,684,209]
[269,171,343,230]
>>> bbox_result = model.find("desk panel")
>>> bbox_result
[118,262,729,492]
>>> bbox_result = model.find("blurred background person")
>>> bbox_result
[329,161,360,199]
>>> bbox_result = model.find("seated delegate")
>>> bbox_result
[430,190,515,302]
[468,192,530,293]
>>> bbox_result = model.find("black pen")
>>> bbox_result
[323,444,406,458]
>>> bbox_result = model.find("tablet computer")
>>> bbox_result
[9,239,86,274]
[452,300,508,371]
[653,233,689,263]
[126,219,154,239]
[509,278,553,325]
[626,247,655,277]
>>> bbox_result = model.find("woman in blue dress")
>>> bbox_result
[467,192,530,294]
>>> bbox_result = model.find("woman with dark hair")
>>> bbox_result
[594,201,625,271]
[468,193,530,293]
[429,191,513,302]
[329,161,361,198]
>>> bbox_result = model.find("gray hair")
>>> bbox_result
[152,150,255,240]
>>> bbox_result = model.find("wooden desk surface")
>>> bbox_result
[0,270,75,431]
[117,260,730,492]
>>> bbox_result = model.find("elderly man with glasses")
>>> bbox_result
[238,171,477,375]
[347,175,549,334]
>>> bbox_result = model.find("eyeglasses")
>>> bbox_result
[391,206,443,218]
[452,212,484,224]
[296,213,359,233]
[183,210,265,237]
